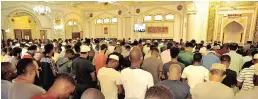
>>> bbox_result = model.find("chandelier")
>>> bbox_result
[54,19,64,31]
[97,0,116,5]
[33,6,51,15]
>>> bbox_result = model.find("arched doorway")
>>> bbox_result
[222,21,244,43]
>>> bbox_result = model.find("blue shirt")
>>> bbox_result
[201,52,221,70]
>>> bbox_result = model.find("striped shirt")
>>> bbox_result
[237,65,255,90]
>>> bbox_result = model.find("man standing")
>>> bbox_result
[158,64,191,99]
[178,42,194,66]
[22,45,37,59]
[72,45,96,99]
[122,45,131,58]
[161,42,173,64]
[9,47,22,66]
[1,62,17,99]
[236,54,258,90]
[221,55,237,88]
[108,46,125,71]
[94,44,108,73]
[201,51,221,70]
[121,47,154,99]
[162,47,185,79]
[98,54,123,99]
[9,59,46,99]
[227,43,244,74]
[56,48,74,74]
[31,73,76,99]
[242,50,258,69]
[233,64,258,99]
[39,44,56,91]
[181,53,209,92]
[192,63,234,99]
[142,47,163,84]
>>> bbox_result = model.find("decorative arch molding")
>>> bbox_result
[139,7,183,19]
[90,12,122,22]
[63,12,83,27]
[3,8,42,29]
[2,6,54,29]
[223,19,245,29]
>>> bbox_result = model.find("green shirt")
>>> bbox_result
[178,51,194,66]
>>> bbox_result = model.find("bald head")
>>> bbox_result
[81,88,104,99]
[168,64,181,80]
[129,47,142,61]
[129,47,143,67]
[1,62,16,81]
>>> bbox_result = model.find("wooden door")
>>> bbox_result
[14,29,22,40]
[72,32,80,39]
[23,29,32,40]
[40,30,47,40]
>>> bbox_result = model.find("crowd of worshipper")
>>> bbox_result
[1,38,258,99]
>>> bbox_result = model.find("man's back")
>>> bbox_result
[192,81,234,99]
[163,61,185,79]
[178,51,194,66]
[8,81,46,99]
[94,54,107,72]
[56,57,72,74]
[160,50,171,64]
[233,86,258,99]
[72,57,94,85]
[121,68,154,99]
[158,80,191,99]
[2,80,12,99]
[222,69,237,87]
[227,51,244,74]
[181,65,209,91]
[98,67,121,99]
[142,57,163,84]
[201,53,220,70]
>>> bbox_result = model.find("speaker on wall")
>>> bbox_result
[90,13,93,17]
[118,10,122,15]
[136,8,140,14]
[177,5,183,11]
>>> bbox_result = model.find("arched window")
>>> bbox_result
[144,15,152,21]
[68,20,77,26]
[154,15,162,21]
[165,14,174,20]
[111,18,117,23]
[96,19,102,24]
[103,18,110,23]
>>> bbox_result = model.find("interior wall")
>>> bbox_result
[86,3,185,41]
[131,5,184,41]
[134,7,181,40]
[88,11,122,39]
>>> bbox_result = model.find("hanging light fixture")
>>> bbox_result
[97,0,116,5]
[33,5,51,15]
[54,19,64,31]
